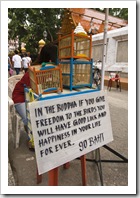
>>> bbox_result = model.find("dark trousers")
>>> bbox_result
[15,68,21,75]
[24,68,28,73]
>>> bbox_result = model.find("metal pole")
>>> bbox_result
[101,8,109,90]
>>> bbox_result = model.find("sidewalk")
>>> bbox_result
[8,159,15,186]
[8,87,128,186]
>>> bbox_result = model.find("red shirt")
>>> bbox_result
[12,72,31,103]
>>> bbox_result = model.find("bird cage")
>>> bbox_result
[28,65,63,95]
[58,30,92,60]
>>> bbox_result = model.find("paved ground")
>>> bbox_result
[8,86,128,187]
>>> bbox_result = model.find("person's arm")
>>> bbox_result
[30,59,32,66]
[21,57,24,70]
[12,56,15,68]
[8,58,12,68]
[28,57,32,66]
[21,58,24,68]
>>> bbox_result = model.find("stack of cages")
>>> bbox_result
[58,30,93,91]
[28,65,63,95]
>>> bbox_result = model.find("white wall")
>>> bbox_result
[92,26,128,73]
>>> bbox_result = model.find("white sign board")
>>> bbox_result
[28,90,113,175]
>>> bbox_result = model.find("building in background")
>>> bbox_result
[92,26,128,74]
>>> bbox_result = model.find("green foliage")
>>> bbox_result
[109,8,128,20]
[94,8,128,20]
[8,8,64,55]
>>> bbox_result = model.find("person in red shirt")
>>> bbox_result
[12,43,58,150]
[12,72,30,104]
[107,72,120,91]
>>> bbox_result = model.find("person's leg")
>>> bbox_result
[108,79,112,91]
[24,68,28,73]
[15,68,18,75]
[15,68,20,75]
[8,68,10,77]
[14,102,34,150]
[18,68,21,75]
[14,102,27,126]
[116,79,119,89]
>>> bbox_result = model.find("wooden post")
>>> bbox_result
[48,167,58,186]
[80,155,87,186]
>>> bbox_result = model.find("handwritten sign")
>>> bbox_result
[28,90,113,175]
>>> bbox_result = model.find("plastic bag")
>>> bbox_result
[9,68,14,76]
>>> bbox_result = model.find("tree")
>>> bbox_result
[109,8,128,20]
[94,8,128,20]
[8,8,64,54]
